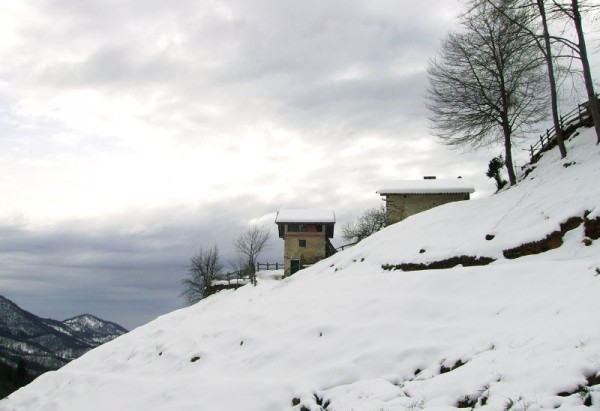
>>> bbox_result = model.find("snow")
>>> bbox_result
[2,128,600,411]
[276,208,336,223]
[377,179,475,194]
[211,278,250,286]
[257,269,284,281]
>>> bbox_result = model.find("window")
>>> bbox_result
[305,224,323,232]
[287,224,324,233]
[299,239,306,247]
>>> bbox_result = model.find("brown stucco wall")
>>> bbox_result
[283,233,328,276]
[384,193,470,225]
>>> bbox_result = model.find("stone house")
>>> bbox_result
[378,177,474,225]
[275,209,336,277]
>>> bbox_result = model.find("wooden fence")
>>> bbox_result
[210,271,251,291]
[256,262,283,271]
[336,241,357,251]
[528,99,596,164]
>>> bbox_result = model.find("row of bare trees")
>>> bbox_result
[180,226,271,305]
[427,0,599,186]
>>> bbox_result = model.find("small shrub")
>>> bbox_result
[504,398,515,411]
[456,395,477,408]
[486,155,508,191]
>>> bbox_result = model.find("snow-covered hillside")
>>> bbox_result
[2,128,600,411]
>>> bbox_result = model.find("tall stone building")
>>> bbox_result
[275,209,336,277]
[378,177,475,225]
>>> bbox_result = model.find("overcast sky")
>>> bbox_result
[1,0,598,329]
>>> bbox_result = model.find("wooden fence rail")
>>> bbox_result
[528,98,597,164]
[211,263,283,291]
[256,262,283,271]
[336,241,358,251]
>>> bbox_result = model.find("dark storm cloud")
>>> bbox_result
[0,198,285,329]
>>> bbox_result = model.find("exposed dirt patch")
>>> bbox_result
[587,373,600,387]
[456,395,477,408]
[522,166,536,179]
[382,256,495,272]
[440,359,465,374]
[584,215,600,240]
[503,216,583,259]
[556,371,599,406]
[561,216,584,232]
[292,394,330,411]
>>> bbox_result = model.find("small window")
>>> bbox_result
[299,239,306,247]
[287,224,300,232]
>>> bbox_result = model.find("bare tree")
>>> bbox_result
[481,0,600,154]
[180,245,223,305]
[549,0,600,143]
[232,225,270,286]
[479,0,568,157]
[427,0,548,185]
[342,205,386,243]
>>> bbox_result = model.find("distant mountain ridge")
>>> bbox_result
[0,295,127,376]
[63,314,128,345]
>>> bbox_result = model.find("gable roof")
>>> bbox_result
[275,209,336,224]
[377,179,475,195]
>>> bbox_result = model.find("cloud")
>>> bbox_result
[0,199,286,329]
[0,0,523,329]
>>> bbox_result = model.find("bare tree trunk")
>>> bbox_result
[538,0,567,157]
[571,0,600,143]
[503,126,517,185]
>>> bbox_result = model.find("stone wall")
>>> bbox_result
[385,193,470,225]
[283,233,327,276]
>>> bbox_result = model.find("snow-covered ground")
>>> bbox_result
[2,128,600,411]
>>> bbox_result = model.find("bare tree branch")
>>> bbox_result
[232,225,271,286]
[342,205,386,243]
[427,0,548,184]
[180,245,223,305]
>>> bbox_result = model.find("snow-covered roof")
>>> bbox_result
[275,208,335,223]
[378,179,475,195]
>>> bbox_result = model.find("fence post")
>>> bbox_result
[530,145,534,161]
